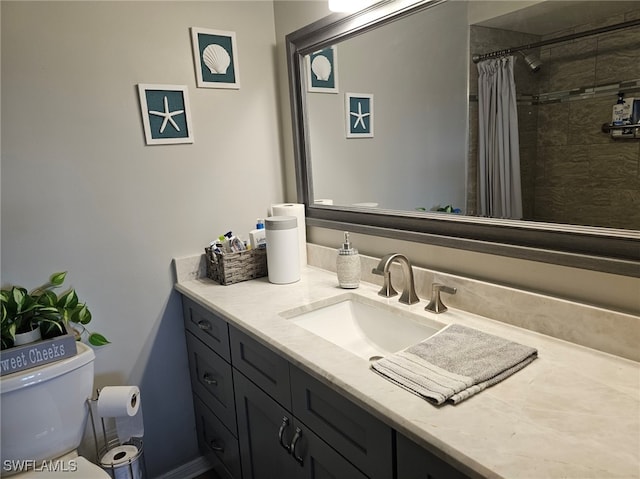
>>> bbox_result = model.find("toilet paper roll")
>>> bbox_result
[270,203,307,266]
[100,445,143,479]
[98,386,140,418]
[313,199,334,205]
[101,445,140,467]
[115,407,145,443]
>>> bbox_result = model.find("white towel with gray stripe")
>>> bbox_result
[371,324,537,405]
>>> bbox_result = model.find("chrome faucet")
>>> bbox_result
[371,254,419,305]
[425,283,457,313]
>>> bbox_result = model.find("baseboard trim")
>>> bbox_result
[153,455,215,479]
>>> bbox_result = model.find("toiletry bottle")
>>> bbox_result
[337,232,360,289]
[249,219,267,249]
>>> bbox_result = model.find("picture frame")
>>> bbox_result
[345,92,374,138]
[306,46,338,93]
[137,84,194,145]
[191,27,240,89]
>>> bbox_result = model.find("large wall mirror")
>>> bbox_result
[286,0,640,276]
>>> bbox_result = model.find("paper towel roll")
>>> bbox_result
[270,203,307,266]
[98,386,140,418]
[100,445,143,479]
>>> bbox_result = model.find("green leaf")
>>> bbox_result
[50,271,67,287]
[37,290,58,307]
[57,289,79,310]
[88,333,110,346]
[37,306,62,321]
[73,304,92,325]
[20,296,41,314]
[11,287,26,312]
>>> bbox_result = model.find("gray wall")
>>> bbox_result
[273,0,332,203]
[2,1,283,476]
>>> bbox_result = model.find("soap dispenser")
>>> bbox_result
[336,231,361,289]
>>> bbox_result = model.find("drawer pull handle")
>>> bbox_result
[290,427,304,466]
[209,440,224,452]
[197,320,211,331]
[278,416,291,453]
[203,373,217,386]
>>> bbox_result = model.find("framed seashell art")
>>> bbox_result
[190,27,240,89]
[137,84,194,145]
[306,46,338,94]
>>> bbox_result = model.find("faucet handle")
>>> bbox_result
[425,283,457,314]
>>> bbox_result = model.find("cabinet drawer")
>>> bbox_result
[182,296,231,362]
[193,395,242,479]
[229,326,291,410]
[290,365,393,479]
[185,331,237,435]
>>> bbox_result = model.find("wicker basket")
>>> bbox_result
[205,246,268,285]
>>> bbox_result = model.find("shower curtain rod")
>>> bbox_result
[472,17,640,63]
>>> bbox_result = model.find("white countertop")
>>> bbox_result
[175,262,640,479]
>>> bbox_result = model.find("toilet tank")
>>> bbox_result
[0,342,95,468]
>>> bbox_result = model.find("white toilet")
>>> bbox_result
[1,342,111,478]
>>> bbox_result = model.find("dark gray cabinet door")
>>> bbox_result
[234,370,296,479]
[397,433,472,479]
[291,421,369,479]
[234,369,369,479]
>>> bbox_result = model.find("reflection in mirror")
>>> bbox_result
[303,0,640,230]
[306,0,468,212]
[287,0,640,275]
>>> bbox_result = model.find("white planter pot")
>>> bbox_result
[13,327,42,346]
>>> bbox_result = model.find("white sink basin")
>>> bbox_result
[281,294,443,361]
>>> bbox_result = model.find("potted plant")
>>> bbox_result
[1,271,109,350]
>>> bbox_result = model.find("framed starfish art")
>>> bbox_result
[137,84,194,145]
[345,92,373,138]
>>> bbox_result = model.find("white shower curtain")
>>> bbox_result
[477,56,523,219]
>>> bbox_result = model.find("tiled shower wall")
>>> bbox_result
[468,7,640,229]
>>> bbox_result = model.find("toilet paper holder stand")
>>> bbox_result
[87,390,147,479]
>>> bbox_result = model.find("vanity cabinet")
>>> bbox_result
[182,294,464,479]
[397,433,471,479]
